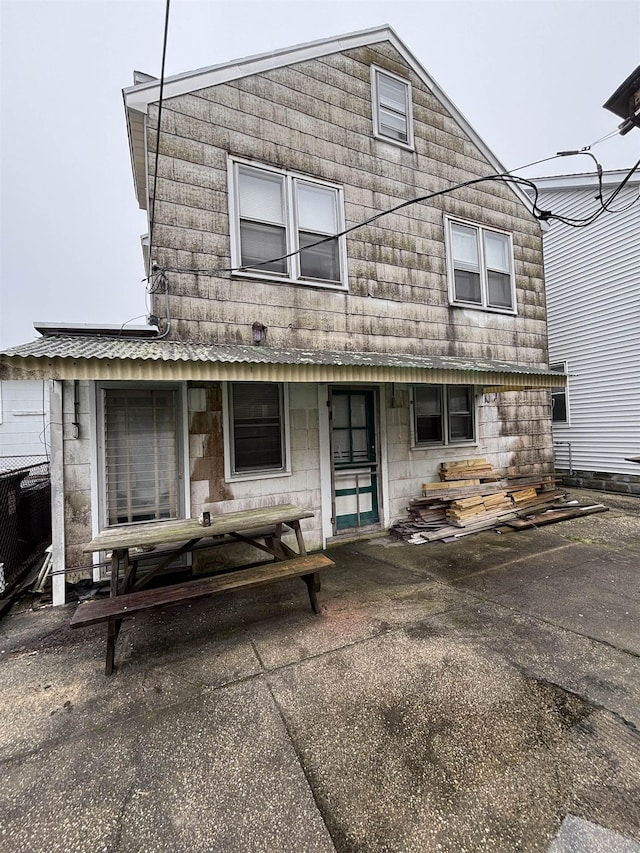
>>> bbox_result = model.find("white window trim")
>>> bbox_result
[223,382,292,482]
[227,156,348,291]
[95,382,189,531]
[370,65,414,151]
[550,361,570,427]
[444,215,517,315]
[409,384,479,449]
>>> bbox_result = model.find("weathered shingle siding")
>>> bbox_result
[145,43,547,367]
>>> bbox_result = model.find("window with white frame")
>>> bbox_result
[412,385,476,446]
[230,160,346,287]
[227,382,289,477]
[446,218,516,312]
[100,386,183,526]
[550,362,569,424]
[371,66,413,147]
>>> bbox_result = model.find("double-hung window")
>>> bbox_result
[446,218,516,313]
[230,159,346,288]
[100,386,183,526]
[226,382,289,478]
[412,385,476,446]
[371,66,413,148]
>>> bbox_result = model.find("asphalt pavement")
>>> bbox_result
[1,488,639,852]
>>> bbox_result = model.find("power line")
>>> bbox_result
[147,0,171,270]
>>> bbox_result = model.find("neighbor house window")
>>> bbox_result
[100,387,183,526]
[412,385,476,446]
[230,159,346,288]
[550,362,569,424]
[227,382,289,477]
[446,218,516,313]
[371,66,413,147]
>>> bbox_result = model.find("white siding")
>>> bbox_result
[538,178,640,476]
[0,380,50,459]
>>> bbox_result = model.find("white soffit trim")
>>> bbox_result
[123,24,537,218]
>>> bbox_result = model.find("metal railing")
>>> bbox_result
[0,455,51,595]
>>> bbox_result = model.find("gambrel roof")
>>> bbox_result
[122,25,534,215]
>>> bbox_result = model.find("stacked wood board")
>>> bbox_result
[439,458,501,481]
[390,459,608,543]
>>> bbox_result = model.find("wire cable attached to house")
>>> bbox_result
[147,0,171,273]
[152,157,640,281]
[145,0,173,339]
[155,170,545,279]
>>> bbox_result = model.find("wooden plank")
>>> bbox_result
[84,504,314,553]
[71,554,335,628]
[507,505,609,529]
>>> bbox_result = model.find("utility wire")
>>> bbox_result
[147,0,171,271]
[160,171,543,279]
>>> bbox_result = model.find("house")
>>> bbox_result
[532,169,640,495]
[0,26,561,606]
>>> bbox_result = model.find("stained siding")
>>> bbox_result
[539,178,640,476]
[144,43,548,368]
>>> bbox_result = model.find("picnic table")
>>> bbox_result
[71,504,334,674]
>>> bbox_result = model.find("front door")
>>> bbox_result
[330,389,380,532]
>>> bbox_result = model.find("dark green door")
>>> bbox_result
[331,389,380,531]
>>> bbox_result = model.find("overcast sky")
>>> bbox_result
[1,0,638,349]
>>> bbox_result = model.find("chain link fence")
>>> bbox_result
[0,455,51,595]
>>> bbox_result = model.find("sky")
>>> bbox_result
[1,0,639,349]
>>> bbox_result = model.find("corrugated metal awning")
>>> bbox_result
[0,335,565,390]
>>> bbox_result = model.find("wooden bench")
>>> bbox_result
[70,553,334,675]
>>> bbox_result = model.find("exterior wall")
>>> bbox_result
[537,175,640,487]
[188,381,323,569]
[145,43,547,368]
[384,386,554,523]
[0,379,49,459]
[61,380,93,573]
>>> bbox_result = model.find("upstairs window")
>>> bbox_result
[412,385,476,447]
[371,66,413,148]
[230,159,346,288]
[446,218,516,313]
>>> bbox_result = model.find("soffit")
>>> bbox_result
[0,336,564,390]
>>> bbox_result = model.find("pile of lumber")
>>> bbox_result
[389,452,614,543]
[439,458,500,482]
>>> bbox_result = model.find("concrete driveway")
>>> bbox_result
[1,489,639,852]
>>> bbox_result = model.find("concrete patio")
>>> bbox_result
[1,489,639,852]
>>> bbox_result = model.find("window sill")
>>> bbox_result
[449,301,517,317]
[231,270,348,292]
[372,132,415,152]
[410,441,478,452]
[226,469,292,484]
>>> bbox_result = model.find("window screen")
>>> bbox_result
[103,388,180,525]
[230,383,284,473]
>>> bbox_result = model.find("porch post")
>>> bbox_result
[50,380,66,606]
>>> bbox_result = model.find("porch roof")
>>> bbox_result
[0,335,564,390]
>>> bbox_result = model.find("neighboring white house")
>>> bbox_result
[533,170,640,495]
[0,380,49,462]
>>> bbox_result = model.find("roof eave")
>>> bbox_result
[0,352,564,390]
